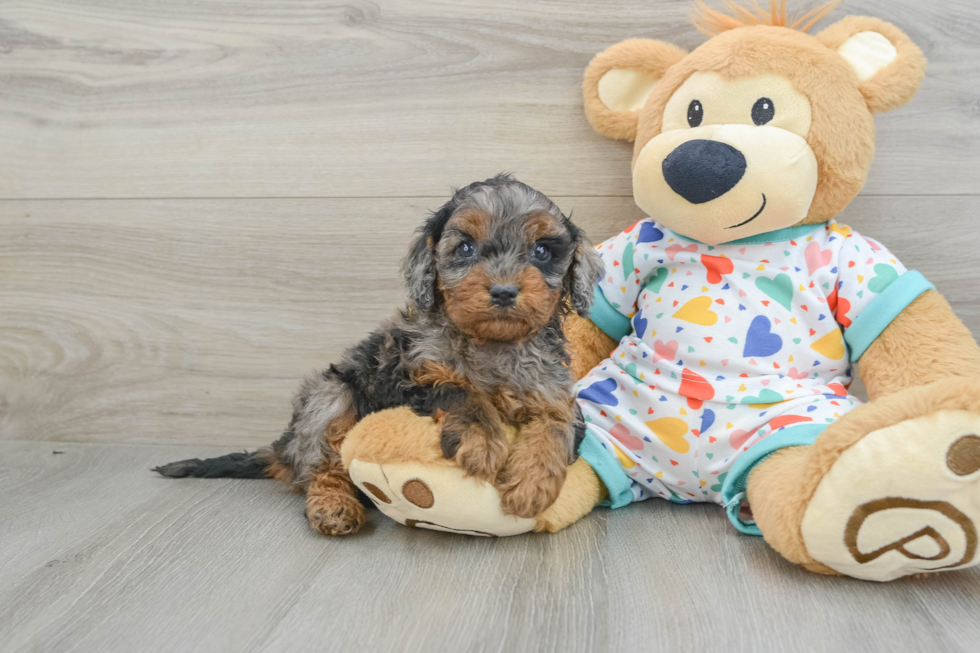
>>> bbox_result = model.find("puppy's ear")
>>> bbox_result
[564,226,604,318]
[403,201,455,311]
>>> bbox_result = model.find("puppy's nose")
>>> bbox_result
[662,139,746,204]
[489,283,519,308]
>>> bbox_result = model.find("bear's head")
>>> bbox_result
[583,1,926,245]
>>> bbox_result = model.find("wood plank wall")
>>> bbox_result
[2,0,978,447]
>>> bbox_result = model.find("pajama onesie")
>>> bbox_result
[576,218,934,534]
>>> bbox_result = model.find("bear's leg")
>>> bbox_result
[746,445,837,574]
[746,378,980,581]
[565,312,618,380]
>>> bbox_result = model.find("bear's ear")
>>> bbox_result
[583,39,687,141]
[817,16,926,114]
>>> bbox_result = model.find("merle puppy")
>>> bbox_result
[155,175,603,536]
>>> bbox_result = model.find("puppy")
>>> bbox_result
[155,174,603,535]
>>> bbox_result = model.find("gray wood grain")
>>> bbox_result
[0,0,977,199]
[0,195,643,446]
[0,440,978,653]
[2,196,977,447]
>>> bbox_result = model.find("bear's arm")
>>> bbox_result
[566,312,618,380]
[858,289,980,399]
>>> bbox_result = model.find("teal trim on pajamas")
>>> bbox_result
[579,429,634,509]
[721,423,829,536]
[844,270,934,362]
[589,285,633,342]
[672,223,822,246]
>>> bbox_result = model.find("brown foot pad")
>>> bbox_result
[802,410,980,581]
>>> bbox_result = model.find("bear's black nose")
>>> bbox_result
[662,139,746,204]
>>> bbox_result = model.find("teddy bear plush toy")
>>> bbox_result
[341,0,980,582]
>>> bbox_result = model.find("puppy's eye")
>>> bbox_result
[532,243,552,262]
[687,100,703,128]
[457,241,477,259]
[752,97,775,125]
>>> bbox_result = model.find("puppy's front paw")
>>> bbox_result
[497,461,566,519]
[439,412,509,482]
[453,429,509,482]
[306,492,365,536]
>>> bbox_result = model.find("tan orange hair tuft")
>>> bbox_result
[692,0,842,36]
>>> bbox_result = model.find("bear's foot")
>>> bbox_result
[802,409,980,581]
[349,458,537,537]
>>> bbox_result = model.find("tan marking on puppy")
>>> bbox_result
[325,411,358,452]
[534,458,609,533]
[513,265,563,329]
[444,390,510,482]
[291,409,362,510]
[523,210,565,241]
[434,387,513,482]
[496,395,575,518]
[452,425,510,482]
[266,460,298,488]
[307,459,365,536]
[413,360,473,390]
[497,418,572,517]
[492,388,527,422]
[440,266,495,338]
[442,263,563,343]
[493,389,569,427]
[432,408,449,425]
[452,209,492,241]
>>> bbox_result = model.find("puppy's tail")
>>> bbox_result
[153,428,295,481]
[155,368,355,485]
[153,450,273,479]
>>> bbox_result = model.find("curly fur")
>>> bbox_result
[155,174,603,531]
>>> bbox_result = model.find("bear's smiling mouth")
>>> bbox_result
[726,193,767,229]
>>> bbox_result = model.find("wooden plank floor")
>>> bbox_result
[1,440,979,653]
[2,0,980,650]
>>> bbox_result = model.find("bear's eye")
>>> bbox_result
[687,100,703,128]
[752,97,775,125]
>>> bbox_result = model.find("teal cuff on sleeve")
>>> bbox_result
[844,270,934,362]
[589,286,633,342]
[579,428,634,509]
[721,423,827,536]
